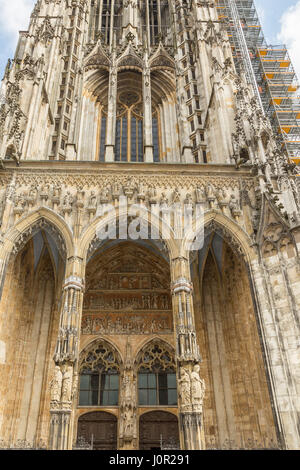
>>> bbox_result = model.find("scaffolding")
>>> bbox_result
[215,0,300,165]
[256,46,300,163]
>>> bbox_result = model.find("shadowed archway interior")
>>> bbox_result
[191,233,279,449]
[0,230,65,446]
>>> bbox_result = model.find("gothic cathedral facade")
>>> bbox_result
[0,0,299,451]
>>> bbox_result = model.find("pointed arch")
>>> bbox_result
[182,210,256,263]
[0,207,74,263]
[134,336,175,368]
[79,336,124,367]
[78,205,179,262]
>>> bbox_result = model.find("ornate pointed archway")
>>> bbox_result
[191,232,280,449]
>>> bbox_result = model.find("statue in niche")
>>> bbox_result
[88,190,97,208]
[178,368,191,406]
[40,183,49,201]
[147,185,157,204]
[123,408,135,438]
[195,186,206,203]
[61,365,73,402]
[15,193,25,211]
[205,183,215,200]
[76,186,85,205]
[53,184,61,199]
[160,192,168,206]
[122,374,134,408]
[50,366,63,402]
[216,188,227,204]
[28,184,38,204]
[229,193,240,212]
[62,191,73,213]
[137,183,146,201]
[190,364,205,410]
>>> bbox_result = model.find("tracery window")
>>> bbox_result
[115,92,144,162]
[79,341,120,407]
[137,343,177,406]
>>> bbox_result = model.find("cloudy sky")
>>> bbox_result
[0,0,299,79]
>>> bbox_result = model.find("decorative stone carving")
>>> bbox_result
[229,194,242,219]
[50,366,63,403]
[81,312,173,335]
[190,365,205,412]
[61,365,73,403]
[178,368,191,407]
[62,192,73,215]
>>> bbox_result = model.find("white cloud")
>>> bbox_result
[278,1,300,81]
[0,0,35,43]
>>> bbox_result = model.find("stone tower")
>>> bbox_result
[0,0,299,451]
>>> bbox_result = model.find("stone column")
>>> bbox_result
[119,342,138,450]
[105,51,117,162]
[171,257,205,450]
[49,269,84,450]
[143,52,154,163]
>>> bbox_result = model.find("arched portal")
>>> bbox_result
[0,227,66,446]
[190,231,280,449]
[77,240,176,450]
[139,411,179,450]
[82,241,172,337]
[77,411,117,450]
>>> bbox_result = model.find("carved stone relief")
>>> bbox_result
[83,244,173,336]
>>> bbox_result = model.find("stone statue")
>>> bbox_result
[178,368,191,406]
[147,185,157,204]
[88,190,97,208]
[229,193,241,218]
[76,186,85,207]
[53,184,61,199]
[122,374,133,407]
[184,193,193,205]
[62,192,73,213]
[50,366,63,402]
[205,183,215,200]
[195,186,205,203]
[123,408,134,438]
[190,364,205,410]
[61,365,73,402]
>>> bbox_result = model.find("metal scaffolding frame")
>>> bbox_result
[216,0,300,164]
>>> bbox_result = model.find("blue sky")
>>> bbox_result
[0,0,299,79]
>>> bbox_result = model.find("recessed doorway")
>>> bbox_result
[77,411,117,450]
[139,411,179,450]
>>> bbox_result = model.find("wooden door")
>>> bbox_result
[139,411,179,450]
[77,411,117,450]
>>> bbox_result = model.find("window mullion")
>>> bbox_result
[98,373,101,406]
[128,110,131,162]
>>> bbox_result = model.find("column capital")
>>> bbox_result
[171,277,193,294]
[63,275,85,291]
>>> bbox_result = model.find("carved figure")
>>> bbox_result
[190,364,205,409]
[50,366,63,402]
[61,366,73,402]
[178,368,191,406]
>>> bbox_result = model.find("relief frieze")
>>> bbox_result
[83,292,171,311]
[81,312,173,335]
